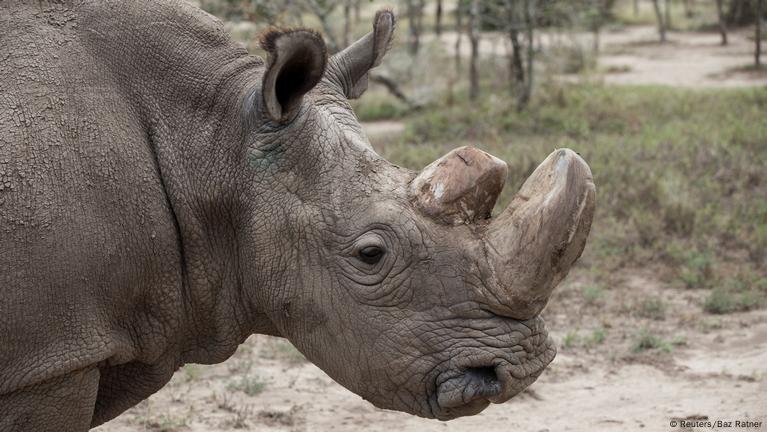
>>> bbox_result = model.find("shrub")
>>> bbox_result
[631,328,670,353]
[582,284,606,305]
[227,375,268,397]
[590,327,607,345]
[703,276,763,314]
[677,251,715,289]
[352,91,409,122]
[637,297,666,320]
[703,288,738,314]
[562,331,580,348]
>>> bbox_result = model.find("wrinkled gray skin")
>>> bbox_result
[0,1,595,430]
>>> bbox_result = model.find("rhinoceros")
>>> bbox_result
[0,1,595,430]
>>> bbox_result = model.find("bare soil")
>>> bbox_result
[95,266,767,432]
[361,120,406,138]
[431,25,767,88]
[595,26,767,88]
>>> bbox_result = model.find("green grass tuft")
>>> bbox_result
[631,328,671,353]
[582,284,606,305]
[352,90,410,122]
[562,331,580,349]
[227,375,268,397]
[637,297,667,320]
[590,327,607,345]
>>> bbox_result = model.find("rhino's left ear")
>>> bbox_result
[260,29,328,122]
[327,9,395,99]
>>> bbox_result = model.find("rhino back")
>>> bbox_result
[0,1,187,394]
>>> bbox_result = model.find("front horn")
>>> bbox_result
[484,148,596,320]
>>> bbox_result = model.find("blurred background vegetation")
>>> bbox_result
[195,0,766,315]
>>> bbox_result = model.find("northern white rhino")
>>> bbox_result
[0,1,595,430]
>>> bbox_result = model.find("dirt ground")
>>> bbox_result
[588,25,767,88]
[96,20,767,432]
[95,268,767,432]
[431,25,767,88]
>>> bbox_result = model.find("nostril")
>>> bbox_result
[464,366,501,397]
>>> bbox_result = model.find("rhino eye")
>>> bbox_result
[358,245,385,265]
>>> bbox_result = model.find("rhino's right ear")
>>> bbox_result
[327,9,396,99]
[259,29,328,122]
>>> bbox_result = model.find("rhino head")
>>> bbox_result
[241,11,595,420]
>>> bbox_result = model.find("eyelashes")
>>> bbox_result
[357,245,385,265]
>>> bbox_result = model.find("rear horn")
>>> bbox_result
[409,146,509,225]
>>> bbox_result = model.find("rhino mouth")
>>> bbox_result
[429,323,556,420]
[435,366,500,417]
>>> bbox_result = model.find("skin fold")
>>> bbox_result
[0,1,594,430]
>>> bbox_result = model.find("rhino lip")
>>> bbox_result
[433,365,502,420]
[430,326,557,419]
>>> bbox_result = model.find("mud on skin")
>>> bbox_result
[0,1,594,430]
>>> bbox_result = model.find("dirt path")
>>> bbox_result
[596,26,767,88]
[361,120,406,138]
[430,25,767,88]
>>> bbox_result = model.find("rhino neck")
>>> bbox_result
[77,1,278,363]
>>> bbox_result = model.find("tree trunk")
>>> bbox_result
[716,0,728,45]
[732,0,746,25]
[306,1,339,53]
[664,0,672,31]
[683,0,693,17]
[726,0,761,27]
[757,0,763,67]
[343,0,351,48]
[354,0,361,23]
[406,0,426,56]
[435,0,443,35]
[469,0,480,100]
[509,29,525,96]
[506,0,524,96]
[319,14,339,52]
[406,0,417,55]
[594,0,614,54]
[652,0,667,42]
[593,27,601,54]
[634,0,639,16]
[592,0,601,54]
[455,1,464,76]
[518,0,535,111]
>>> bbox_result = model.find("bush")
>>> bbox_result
[351,91,409,122]
[562,331,579,348]
[703,277,764,314]
[703,288,738,314]
[227,375,268,396]
[590,327,607,344]
[677,251,715,289]
[542,42,597,75]
[637,297,666,320]
[631,328,670,353]
[582,284,606,305]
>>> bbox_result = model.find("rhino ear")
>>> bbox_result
[259,29,328,122]
[327,9,395,99]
